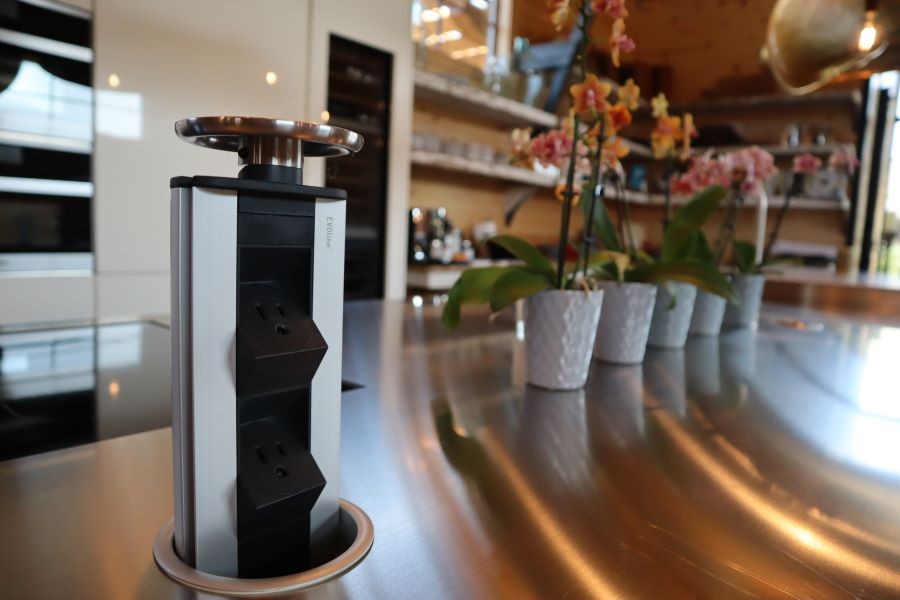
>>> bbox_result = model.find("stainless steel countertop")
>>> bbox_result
[2,300,900,599]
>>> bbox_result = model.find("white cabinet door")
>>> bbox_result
[92,0,311,317]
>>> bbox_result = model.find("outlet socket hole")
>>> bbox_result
[275,466,288,479]
[255,303,265,320]
[276,304,286,317]
[275,442,285,456]
[275,324,289,335]
[255,445,266,463]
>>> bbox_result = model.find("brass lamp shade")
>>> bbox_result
[763,0,900,94]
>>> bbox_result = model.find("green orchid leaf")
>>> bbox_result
[733,240,758,274]
[488,235,556,279]
[489,267,553,312]
[441,266,513,330]
[661,185,726,261]
[587,250,631,282]
[580,186,622,252]
[678,230,716,263]
[628,259,738,304]
[635,250,656,266]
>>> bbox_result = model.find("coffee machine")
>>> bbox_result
[168,116,363,579]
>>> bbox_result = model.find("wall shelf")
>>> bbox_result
[411,149,557,188]
[672,90,861,113]
[692,143,848,157]
[414,69,559,129]
[605,188,849,212]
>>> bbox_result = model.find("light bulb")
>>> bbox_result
[265,71,278,85]
[859,10,878,52]
[108,73,120,88]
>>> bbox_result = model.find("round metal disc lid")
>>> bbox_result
[174,116,364,157]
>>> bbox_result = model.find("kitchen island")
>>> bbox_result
[1,300,899,599]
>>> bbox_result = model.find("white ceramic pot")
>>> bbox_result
[592,281,657,364]
[525,289,604,390]
[723,273,765,329]
[647,282,697,349]
[689,290,727,336]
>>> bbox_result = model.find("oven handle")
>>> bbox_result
[0,176,92,197]
[0,27,92,63]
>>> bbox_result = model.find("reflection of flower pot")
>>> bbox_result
[643,348,686,415]
[588,363,645,442]
[592,281,657,364]
[689,290,726,336]
[723,274,765,329]
[647,283,697,349]
[720,328,757,382]
[525,289,604,390]
[685,336,721,397]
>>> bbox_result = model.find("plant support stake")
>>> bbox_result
[557,113,581,289]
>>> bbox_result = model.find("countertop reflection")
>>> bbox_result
[1,301,900,599]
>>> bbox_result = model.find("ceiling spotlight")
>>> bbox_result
[265,71,278,85]
[108,73,120,88]
[424,29,462,46]
[858,0,879,52]
[450,45,489,59]
[421,5,452,23]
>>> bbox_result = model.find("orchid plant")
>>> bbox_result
[670,146,780,274]
[442,0,736,330]
[649,92,697,232]
[443,0,638,329]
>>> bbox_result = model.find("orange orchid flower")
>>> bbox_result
[606,103,633,134]
[650,93,669,118]
[609,18,636,68]
[680,113,698,160]
[617,78,640,110]
[602,136,630,169]
[651,115,682,159]
[570,74,612,118]
[548,0,572,31]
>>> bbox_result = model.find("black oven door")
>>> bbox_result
[0,2,93,270]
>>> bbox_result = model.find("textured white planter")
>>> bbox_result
[525,289,604,390]
[647,282,697,349]
[592,281,657,364]
[689,290,727,336]
[723,273,765,329]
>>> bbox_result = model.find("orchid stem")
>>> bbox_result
[762,173,794,264]
[661,156,674,235]
[557,113,581,289]
[578,123,606,280]
[714,185,740,267]
[620,180,637,256]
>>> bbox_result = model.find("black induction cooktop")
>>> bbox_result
[0,321,171,461]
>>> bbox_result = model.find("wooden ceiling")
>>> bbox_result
[512,0,780,102]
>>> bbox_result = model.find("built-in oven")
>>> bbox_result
[0,0,93,271]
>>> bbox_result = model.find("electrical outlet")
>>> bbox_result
[236,281,328,397]
[238,418,325,514]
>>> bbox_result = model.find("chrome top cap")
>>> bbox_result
[174,116,364,159]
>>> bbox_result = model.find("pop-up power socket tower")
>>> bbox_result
[153,117,372,591]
